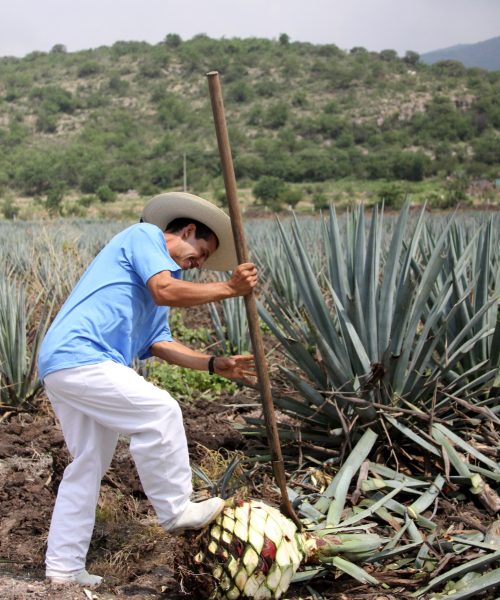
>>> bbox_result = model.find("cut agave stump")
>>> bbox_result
[178,499,382,600]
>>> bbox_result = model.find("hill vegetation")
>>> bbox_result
[0,34,499,218]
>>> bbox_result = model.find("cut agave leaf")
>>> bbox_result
[314,429,378,514]
[413,549,500,596]
[325,556,379,585]
[432,423,500,473]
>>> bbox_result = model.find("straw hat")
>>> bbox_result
[141,192,237,271]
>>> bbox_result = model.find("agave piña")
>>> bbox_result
[184,498,382,600]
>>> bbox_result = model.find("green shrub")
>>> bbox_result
[50,44,67,54]
[252,176,287,209]
[392,151,431,182]
[376,181,406,208]
[262,102,288,129]
[45,184,64,215]
[284,189,302,208]
[30,85,76,113]
[164,33,182,48]
[80,164,107,194]
[78,62,101,77]
[313,192,329,210]
[226,82,254,103]
[108,76,129,95]
[1,198,19,220]
[107,166,136,193]
[78,195,97,208]
[14,151,55,195]
[36,111,58,133]
[473,132,500,165]
[96,185,116,203]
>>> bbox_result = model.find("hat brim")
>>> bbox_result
[141,192,237,271]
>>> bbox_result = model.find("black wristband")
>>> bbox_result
[208,355,216,375]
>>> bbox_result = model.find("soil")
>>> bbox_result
[0,393,258,600]
[0,394,496,600]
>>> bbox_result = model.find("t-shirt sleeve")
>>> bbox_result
[125,224,180,285]
[138,315,174,359]
[139,328,173,359]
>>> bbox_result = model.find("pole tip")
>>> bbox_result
[206,70,219,77]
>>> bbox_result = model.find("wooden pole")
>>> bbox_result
[207,71,301,530]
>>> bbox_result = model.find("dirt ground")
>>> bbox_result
[0,394,258,600]
[0,393,497,600]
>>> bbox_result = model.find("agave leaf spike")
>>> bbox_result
[446,298,498,361]
[257,300,326,387]
[275,219,353,378]
[452,367,498,399]
[391,249,450,396]
[474,219,491,363]
[325,283,371,375]
[362,205,381,361]
[377,201,411,357]
[414,531,436,570]
[489,311,500,368]
[287,218,344,355]
[368,463,423,485]
[326,205,348,308]
[278,367,341,422]
[314,333,356,391]
[369,493,437,530]
[384,415,440,456]
[346,272,368,357]
[354,205,366,292]
[450,535,500,552]
[390,204,428,354]
[402,293,456,399]
[366,540,422,562]
[333,484,406,529]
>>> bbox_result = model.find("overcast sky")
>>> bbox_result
[1,0,499,58]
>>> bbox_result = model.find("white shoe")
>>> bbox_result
[47,569,102,586]
[166,498,225,534]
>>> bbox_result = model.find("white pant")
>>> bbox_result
[43,361,192,576]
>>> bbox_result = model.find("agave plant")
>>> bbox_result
[208,276,251,356]
[251,205,499,434]
[0,273,53,407]
[0,220,122,307]
[237,204,500,521]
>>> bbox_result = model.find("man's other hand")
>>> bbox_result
[213,355,256,385]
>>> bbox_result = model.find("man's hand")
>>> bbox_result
[227,263,258,297]
[213,354,256,386]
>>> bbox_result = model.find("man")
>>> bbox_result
[38,191,258,586]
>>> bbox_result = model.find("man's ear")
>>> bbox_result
[181,223,196,239]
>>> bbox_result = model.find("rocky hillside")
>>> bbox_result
[0,35,499,213]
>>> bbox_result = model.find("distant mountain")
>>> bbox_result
[420,36,500,71]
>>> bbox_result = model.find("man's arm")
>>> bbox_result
[147,263,257,307]
[150,339,256,384]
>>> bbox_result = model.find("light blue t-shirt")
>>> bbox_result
[38,223,181,380]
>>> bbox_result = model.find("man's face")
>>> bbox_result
[167,224,218,270]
